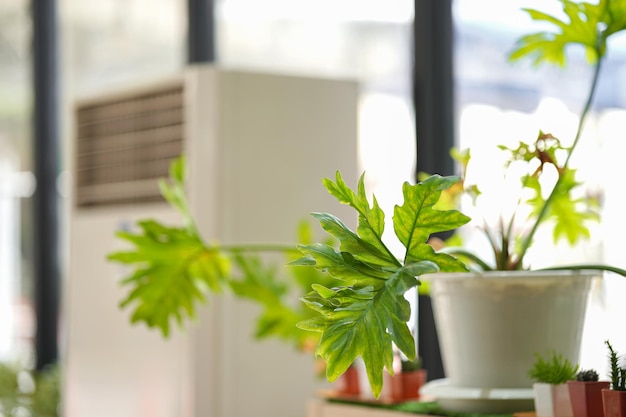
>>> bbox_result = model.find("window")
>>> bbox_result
[453,0,626,374]
[0,0,35,365]
[217,0,417,208]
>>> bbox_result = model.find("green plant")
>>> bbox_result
[605,340,626,391]
[0,362,60,417]
[107,155,341,353]
[401,357,422,373]
[431,0,626,274]
[528,350,579,385]
[296,0,626,398]
[295,173,469,396]
[576,369,600,381]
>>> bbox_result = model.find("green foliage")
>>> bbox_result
[108,155,230,337]
[0,363,60,417]
[509,0,626,66]
[441,132,603,271]
[431,1,626,277]
[228,221,344,351]
[400,357,422,373]
[500,134,599,246]
[606,340,626,391]
[528,350,579,384]
[296,172,470,397]
[108,155,312,348]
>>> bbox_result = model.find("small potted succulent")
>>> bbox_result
[383,356,427,403]
[602,340,626,417]
[529,350,578,417]
[334,365,361,397]
[568,369,609,417]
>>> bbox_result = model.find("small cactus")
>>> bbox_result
[576,369,599,381]
[606,340,626,391]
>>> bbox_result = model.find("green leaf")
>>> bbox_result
[322,172,400,267]
[296,242,392,285]
[228,232,343,351]
[170,154,186,183]
[548,169,599,245]
[524,165,598,247]
[509,0,626,67]
[108,156,231,337]
[158,155,195,232]
[301,262,437,397]
[111,221,229,337]
[394,175,471,271]
[298,171,468,397]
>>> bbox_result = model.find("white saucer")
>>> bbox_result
[421,378,535,414]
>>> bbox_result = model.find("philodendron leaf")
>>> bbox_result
[394,175,471,271]
[297,172,469,397]
[299,261,438,398]
[108,220,229,337]
[108,155,232,337]
[323,172,400,267]
[509,0,626,67]
[526,168,599,246]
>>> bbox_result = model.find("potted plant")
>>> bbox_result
[528,350,578,417]
[568,368,609,417]
[383,356,427,403]
[295,1,626,413]
[334,364,361,397]
[602,340,626,417]
[107,0,626,413]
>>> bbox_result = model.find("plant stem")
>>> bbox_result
[220,243,300,253]
[516,55,604,269]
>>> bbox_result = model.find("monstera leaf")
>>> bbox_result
[296,172,470,397]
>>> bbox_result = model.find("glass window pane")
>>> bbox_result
[217,0,416,203]
[61,0,186,95]
[0,0,35,364]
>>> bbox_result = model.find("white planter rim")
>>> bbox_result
[423,269,598,281]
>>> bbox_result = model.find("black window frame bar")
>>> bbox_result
[32,0,61,371]
[413,0,455,382]
[188,0,216,63]
[414,0,455,178]
[29,0,218,372]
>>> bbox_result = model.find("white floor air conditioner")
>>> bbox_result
[64,64,359,417]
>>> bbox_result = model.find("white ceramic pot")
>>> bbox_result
[533,383,574,417]
[424,270,594,413]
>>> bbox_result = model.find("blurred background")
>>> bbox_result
[1,0,626,415]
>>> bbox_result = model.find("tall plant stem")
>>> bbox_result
[516,56,604,268]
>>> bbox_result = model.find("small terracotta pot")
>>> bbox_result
[336,366,360,397]
[384,369,427,402]
[602,389,626,417]
[567,380,609,417]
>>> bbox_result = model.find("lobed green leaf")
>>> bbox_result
[298,171,468,397]
[394,175,471,271]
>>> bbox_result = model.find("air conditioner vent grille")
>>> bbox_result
[75,83,184,207]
